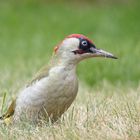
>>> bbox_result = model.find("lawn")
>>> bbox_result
[0,0,140,139]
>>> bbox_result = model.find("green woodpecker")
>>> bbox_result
[0,34,117,124]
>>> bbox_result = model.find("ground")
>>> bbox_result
[1,84,140,140]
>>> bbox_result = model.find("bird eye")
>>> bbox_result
[81,40,88,46]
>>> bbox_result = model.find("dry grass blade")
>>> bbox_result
[1,92,7,114]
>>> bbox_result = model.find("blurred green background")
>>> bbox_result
[0,0,140,90]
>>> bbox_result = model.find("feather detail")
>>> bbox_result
[27,54,58,86]
[27,65,49,87]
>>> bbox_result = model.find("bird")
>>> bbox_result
[0,34,117,124]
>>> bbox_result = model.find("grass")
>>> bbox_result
[1,84,140,140]
[0,1,140,139]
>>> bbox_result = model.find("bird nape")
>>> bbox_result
[0,34,117,125]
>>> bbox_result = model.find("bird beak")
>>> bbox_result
[89,47,118,59]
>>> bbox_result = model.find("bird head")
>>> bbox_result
[54,34,117,65]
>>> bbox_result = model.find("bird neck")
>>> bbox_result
[49,55,78,71]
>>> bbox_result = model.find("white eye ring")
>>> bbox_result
[81,40,88,46]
